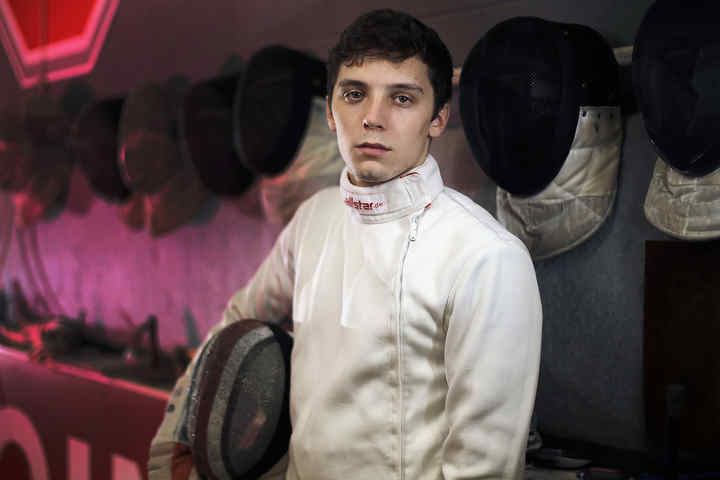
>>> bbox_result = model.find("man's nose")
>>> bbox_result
[362,97,386,130]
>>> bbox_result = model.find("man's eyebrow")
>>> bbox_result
[390,83,424,94]
[337,79,367,88]
[337,79,425,94]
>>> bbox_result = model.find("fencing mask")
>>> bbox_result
[0,108,33,192]
[258,97,344,224]
[180,65,256,196]
[186,319,292,480]
[70,97,132,203]
[117,78,212,236]
[7,91,75,228]
[460,17,622,259]
[118,79,186,194]
[634,0,720,240]
[234,45,327,176]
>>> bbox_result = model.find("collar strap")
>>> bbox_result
[340,154,444,223]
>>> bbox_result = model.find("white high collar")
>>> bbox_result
[340,154,444,224]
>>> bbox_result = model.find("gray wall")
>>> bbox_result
[0,0,667,454]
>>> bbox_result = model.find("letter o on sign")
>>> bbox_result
[0,407,49,480]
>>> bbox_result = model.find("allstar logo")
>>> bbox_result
[0,0,119,88]
[344,196,385,211]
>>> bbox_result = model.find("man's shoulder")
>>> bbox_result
[433,187,529,255]
[293,186,344,221]
[312,185,343,203]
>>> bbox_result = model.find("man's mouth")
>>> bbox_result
[356,142,391,156]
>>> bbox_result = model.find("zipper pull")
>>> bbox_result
[409,215,419,241]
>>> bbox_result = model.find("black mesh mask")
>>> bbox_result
[187,320,292,480]
[180,70,256,196]
[460,17,619,196]
[70,97,132,202]
[118,80,187,193]
[633,0,720,177]
[234,46,327,176]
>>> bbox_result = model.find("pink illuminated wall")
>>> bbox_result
[0,177,284,349]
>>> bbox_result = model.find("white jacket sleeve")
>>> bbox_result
[441,242,542,480]
[148,210,300,479]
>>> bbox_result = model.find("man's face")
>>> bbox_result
[326,56,449,187]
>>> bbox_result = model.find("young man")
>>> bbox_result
[150,9,541,480]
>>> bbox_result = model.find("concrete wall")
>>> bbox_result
[0,0,668,454]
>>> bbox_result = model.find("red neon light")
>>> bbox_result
[0,0,118,88]
[7,0,95,50]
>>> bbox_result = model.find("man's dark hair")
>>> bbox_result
[327,9,453,119]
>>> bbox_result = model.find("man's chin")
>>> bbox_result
[348,167,391,187]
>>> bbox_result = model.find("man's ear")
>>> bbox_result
[326,96,337,132]
[429,103,450,138]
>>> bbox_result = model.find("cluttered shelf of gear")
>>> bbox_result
[524,433,720,480]
[0,279,187,392]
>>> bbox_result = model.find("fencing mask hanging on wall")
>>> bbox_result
[118,78,212,236]
[180,60,256,196]
[234,45,343,224]
[258,97,344,225]
[634,0,720,240]
[460,17,622,260]
[70,97,132,203]
[0,108,33,192]
[119,79,186,194]
[233,45,329,176]
[186,319,292,480]
[10,90,76,229]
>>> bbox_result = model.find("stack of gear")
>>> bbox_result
[0,279,187,388]
[100,314,191,388]
[0,279,109,358]
[184,319,292,480]
[234,46,344,224]
[634,0,720,240]
[460,17,622,260]
[118,77,212,236]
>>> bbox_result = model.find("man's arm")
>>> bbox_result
[148,211,301,479]
[441,242,542,480]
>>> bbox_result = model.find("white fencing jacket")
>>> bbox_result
[149,155,542,480]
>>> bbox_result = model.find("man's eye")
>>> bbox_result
[343,90,364,102]
[394,95,412,105]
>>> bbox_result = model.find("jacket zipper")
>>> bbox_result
[397,210,423,480]
[409,214,419,242]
